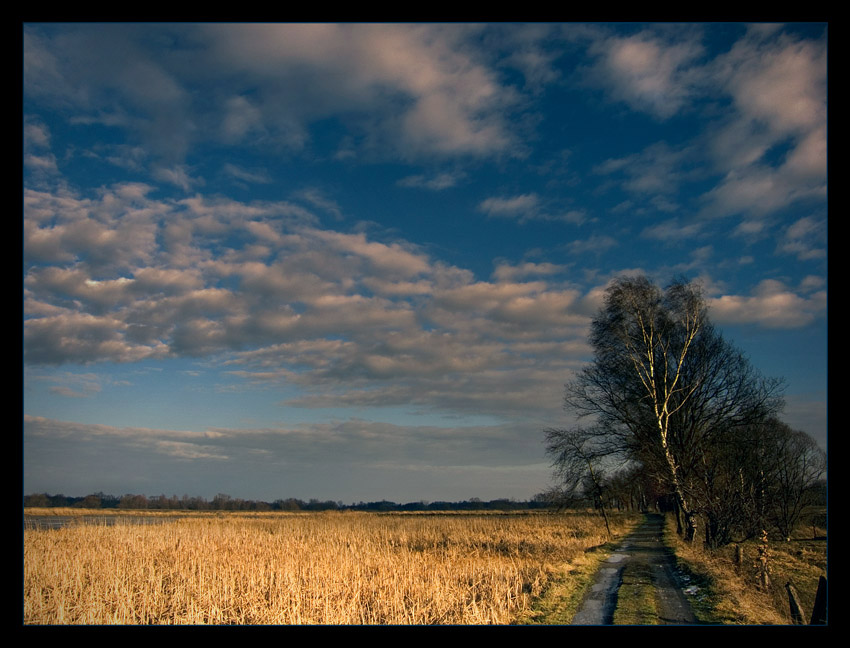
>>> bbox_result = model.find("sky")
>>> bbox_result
[23,22,827,504]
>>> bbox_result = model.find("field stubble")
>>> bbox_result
[24,510,638,625]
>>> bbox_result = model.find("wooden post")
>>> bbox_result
[734,544,743,570]
[810,576,827,625]
[785,582,805,625]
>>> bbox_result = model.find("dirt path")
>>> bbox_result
[571,513,698,625]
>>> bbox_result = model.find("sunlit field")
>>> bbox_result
[24,510,638,625]
[664,513,827,625]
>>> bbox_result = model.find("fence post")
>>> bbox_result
[810,576,827,625]
[785,582,805,625]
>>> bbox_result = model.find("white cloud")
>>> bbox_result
[709,279,826,329]
[24,24,523,165]
[783,125,827,181]
[25,311,170,365]
[24,152,59,175]
[778,215,827,261]
[720,27,826,137]
[478,194,589,225]
[25,415,230,459]
[491,23,564,92]
[566,235,618,255]
[581,25,826,226]
[220,95,266,143]
[492,261,567,282]
[397,171,463,190]
[799,275,825,293]
[585,28,705,119]
[594,141,700,198]
[152,165,202,192]
[24,180,596,385]
[478,193,540,218]
[201,23,520,160]
[312,230,431,278]
[293,189,344,220]
[221,163,272,186]
[24,119,55,176]
[23,185,161,270]
[700,26,827,220]
[700,163,826,220]
[641,218,703,241]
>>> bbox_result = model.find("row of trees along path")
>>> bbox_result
[545,275,825,624]
[546,275,824,549]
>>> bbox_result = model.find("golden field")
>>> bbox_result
[23,509,639,625]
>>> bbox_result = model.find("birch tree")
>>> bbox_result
[563,276,783,543]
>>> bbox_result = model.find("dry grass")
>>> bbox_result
[24,509,638,625]
[664,515,827,625]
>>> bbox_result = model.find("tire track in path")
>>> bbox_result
[571,513,697,625]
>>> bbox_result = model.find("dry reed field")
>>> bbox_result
[24,510,638,625]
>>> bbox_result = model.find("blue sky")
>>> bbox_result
[23,22,827,503]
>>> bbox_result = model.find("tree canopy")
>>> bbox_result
[547,275,818,547]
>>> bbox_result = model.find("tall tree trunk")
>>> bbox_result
[683,507,698,543]
[673,497,683,536]
[662,439,697,542]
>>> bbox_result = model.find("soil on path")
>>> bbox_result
[571,513,698,625]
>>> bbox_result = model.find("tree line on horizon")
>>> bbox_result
[23,491,556,513]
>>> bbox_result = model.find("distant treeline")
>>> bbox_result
[23,491,553,512]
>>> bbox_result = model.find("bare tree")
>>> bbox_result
[756,419,826,541]
[545,426,612,537]
[563,276,784,544]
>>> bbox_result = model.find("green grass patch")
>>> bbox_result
[612,561,658,625]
